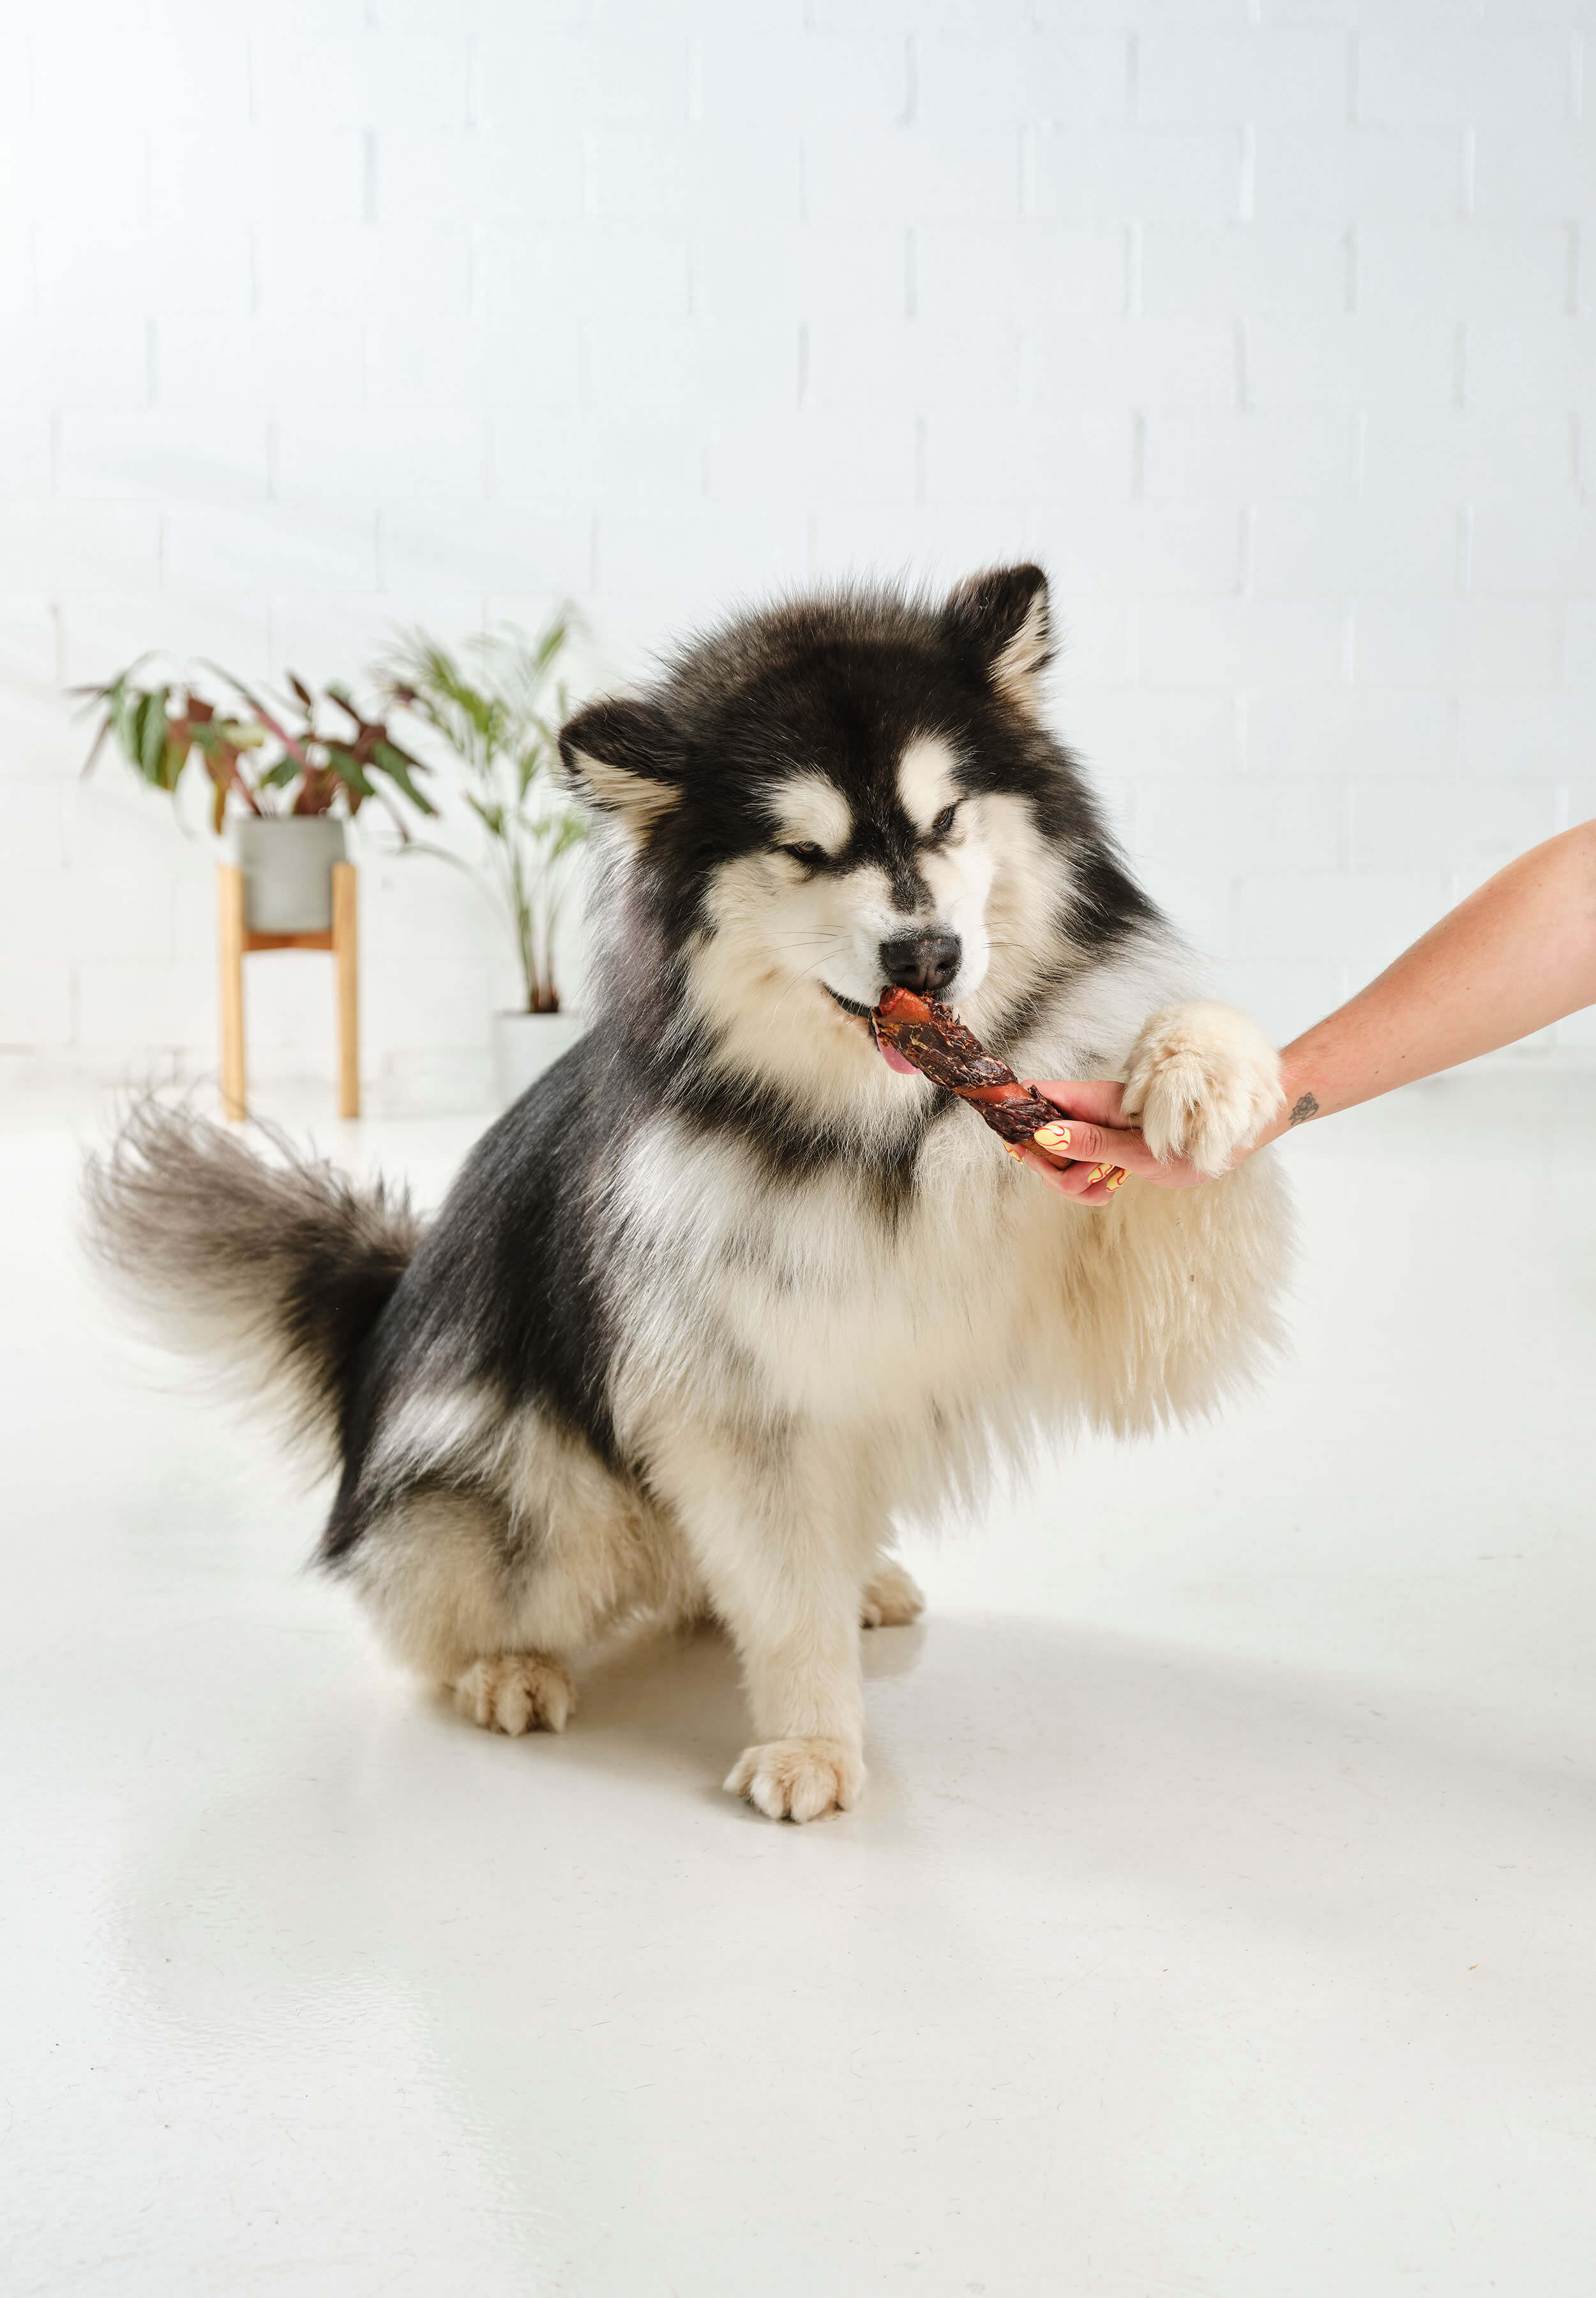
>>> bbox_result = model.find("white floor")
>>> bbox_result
[3,1072,1595,2298]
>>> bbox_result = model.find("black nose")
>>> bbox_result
[879,932,962,995]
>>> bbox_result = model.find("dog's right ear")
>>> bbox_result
[940,563,1053,712]
[558,699,684,841]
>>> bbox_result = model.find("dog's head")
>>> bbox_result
[561,566,1139,1125]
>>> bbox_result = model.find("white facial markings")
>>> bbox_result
[678,747,1075,1108]
[767,773,853,857]
[887,733,993,1003]
[687,788,1012,1097]
[688,851,930,1125]
[705,844,904,1016]
[896,733,960,832]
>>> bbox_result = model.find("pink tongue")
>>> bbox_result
[879,1040,919,1076]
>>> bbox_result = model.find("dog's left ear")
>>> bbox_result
[940,564,1052,710]
[558,698,684,842]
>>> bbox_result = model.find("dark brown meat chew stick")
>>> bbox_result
[870,986,1060,1146]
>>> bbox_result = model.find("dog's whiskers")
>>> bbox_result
[765,952,843,1028]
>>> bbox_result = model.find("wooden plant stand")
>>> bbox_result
[217,861,359,1123]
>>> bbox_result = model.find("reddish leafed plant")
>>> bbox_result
[75,658,437,836]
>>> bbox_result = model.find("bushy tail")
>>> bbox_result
[83,1098,420,1464]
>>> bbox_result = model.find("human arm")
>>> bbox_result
[1252,815,1596,1146]
[1021,818,1596,1199]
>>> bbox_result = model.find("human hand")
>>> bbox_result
[1010,1080,1211,1205]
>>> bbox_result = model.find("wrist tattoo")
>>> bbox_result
[1288,1092,1320,1127]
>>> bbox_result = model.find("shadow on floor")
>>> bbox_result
[106,1603,1596,2037]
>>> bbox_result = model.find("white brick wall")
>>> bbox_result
[3,0,1595,1104]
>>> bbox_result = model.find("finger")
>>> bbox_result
[1071,1137,1203,1190]
[1027,1116,1114,1168]
[1027,1117,1164,1178]
[1012,1144,1124,1205]
[1073,1159,1126,1205]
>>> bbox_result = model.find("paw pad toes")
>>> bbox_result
[723,1736,864,1822]
[454,1655,575,1737]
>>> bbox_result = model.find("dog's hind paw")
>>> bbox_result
[1122,1001,1284,1177]
[725,1736,864,1822]
[862,1559,926,1628]
[454,1653,575,1736]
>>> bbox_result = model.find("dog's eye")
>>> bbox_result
[779,841,825,867]
[931,803,959,837]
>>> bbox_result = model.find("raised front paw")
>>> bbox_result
[724,1736,864,1822]
[1121,1001,1284,1177]
[454,1653,575,1736]
[862,1559,926,1628]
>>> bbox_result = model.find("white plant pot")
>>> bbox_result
[231,816,347,934]
[492,1009,586,1109]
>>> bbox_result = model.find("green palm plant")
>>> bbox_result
[381,616,588,1015]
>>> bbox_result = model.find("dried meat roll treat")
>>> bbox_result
[870,986,1061,1146]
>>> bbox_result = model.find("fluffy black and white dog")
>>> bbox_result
[89,566,1291,1822]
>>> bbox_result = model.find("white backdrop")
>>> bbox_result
[3,0,1594,1108]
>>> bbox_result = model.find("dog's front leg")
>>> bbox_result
[651,1428,868,1822]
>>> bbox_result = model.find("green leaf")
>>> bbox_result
[464,792,506,838]
[160,731,191,792]
[110,686,140,772]
[325,745,377,799]
[137,690,170,782]
[370,738,437,815]
[113,692,136,756]
[532,618,568,675]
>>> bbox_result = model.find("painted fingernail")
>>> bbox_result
[1086,1163,1109,1185]
[1004,1143,1023,1160]
[1032,1122,1071,1152]
[1105,1169,1127,1192]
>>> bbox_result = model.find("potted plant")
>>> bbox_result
[382,616,591,1106]
[76,659,436,932]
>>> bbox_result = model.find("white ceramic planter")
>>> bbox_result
[492,1009,586,1108]
[231,816,347,935]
